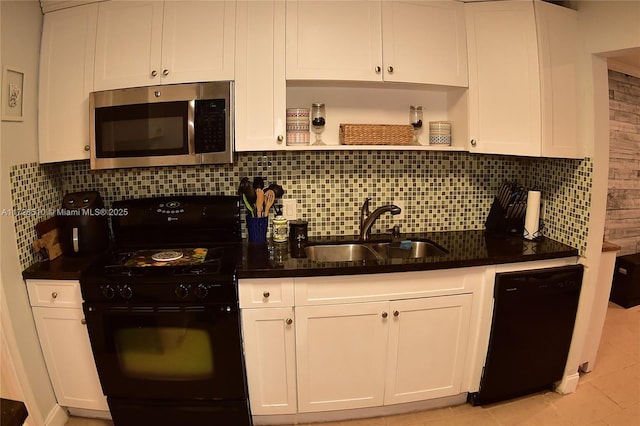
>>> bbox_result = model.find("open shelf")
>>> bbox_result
[285,81,468,151]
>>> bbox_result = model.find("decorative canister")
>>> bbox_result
[286,108,310,146]
[429,121,452,145]
[272,215,288,242]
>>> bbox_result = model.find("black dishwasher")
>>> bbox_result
[470,264,583,406]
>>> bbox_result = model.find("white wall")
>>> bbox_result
[0,0,60,424]
[562,0,640,389]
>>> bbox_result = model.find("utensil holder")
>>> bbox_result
[247,217,268,243]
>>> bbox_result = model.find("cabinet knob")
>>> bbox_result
[151,70,158,77]
[387,66,394,73]
[81,319,87,325]
[162,69,169,77]
[285,318,293,325]
[381,311,388,319]
[84,145,90,152]
[51,292,58,299]
[277,135,284,143]
[393,310,399,317]
[374,66,382,73]
[471,139,477,147]
[263,291,270,298]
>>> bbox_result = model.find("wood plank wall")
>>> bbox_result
[607,70,640,255]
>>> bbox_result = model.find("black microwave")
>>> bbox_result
[89,82,233,170]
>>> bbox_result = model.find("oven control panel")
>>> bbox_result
[91,281,236,303]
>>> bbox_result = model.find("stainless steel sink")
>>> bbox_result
[304,239,448,262]
[372,240,448,259]
[304,244,382,262]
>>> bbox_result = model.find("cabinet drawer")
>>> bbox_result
[239,278,295,308]
[27,280,83,308]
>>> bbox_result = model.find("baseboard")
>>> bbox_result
[555,372,580,394]
[67,408,112,420]
[252,393,468,425]
[44,404,68,426]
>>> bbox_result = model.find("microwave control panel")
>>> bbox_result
[194,99,226,153]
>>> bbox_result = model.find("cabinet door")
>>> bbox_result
[235,0,286,151]
[286,0,382,81]
[161,0,235,85]
[32,307,108,411]
[465,0,541,156]
[38,3,97,163]
[384,294,472,404]
[382,0,468,86]
[241,307,297,415]
[296,302,388,412]
[535,0,580,159]
[94,1,163,90]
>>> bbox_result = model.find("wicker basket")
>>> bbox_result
[339,124,414,145]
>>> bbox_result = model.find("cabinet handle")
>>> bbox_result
[51,292,58,299]
[81,319,87,325]
[387,66,394,73]
[162,69,169,77]
[374,66,381,73]
[277,135,284,143]
[84,145,90,152]
[393,310,399,317]
[471,139,477,147]
[285,318,293,325]
[381,311,388,319]
[263,291,270,298]
[151,70,158,77]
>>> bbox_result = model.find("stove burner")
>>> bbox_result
[151,250,184,262]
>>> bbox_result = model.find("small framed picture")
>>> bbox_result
[2,66,24,122]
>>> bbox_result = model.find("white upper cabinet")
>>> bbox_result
[235,0,286,151]
[381,0,468,87]
[535,0,581,158]
[38,3,98,163]
[465,0,581,158]
[94,1,235,91]
[286,0,468,87]
[286,1,382,81]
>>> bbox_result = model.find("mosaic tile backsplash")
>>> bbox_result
[10,151,591,269]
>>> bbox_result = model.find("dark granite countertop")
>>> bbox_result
[22,230,578,281]
[22,252,106,281]
[237,230,578,278]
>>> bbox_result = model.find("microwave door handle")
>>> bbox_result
[188,100,196,154]
[72,227,79,253]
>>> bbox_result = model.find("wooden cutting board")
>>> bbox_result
[33,217,62,261]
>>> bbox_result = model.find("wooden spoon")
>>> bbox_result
[264,189,276,216]
[255,189,264,218]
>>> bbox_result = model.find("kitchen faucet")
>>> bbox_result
[359,198,402,241]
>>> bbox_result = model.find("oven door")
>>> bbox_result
[83,302,247,401]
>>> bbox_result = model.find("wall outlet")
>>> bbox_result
[282,199,297,220]
[393,200,405,220]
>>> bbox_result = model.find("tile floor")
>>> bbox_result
[66,302,640,426]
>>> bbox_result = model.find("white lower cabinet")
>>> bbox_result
[240,270,478,417]
[241,307,297,415]
[26,280,107,411]
[296,295,472,412]
[384,295,472,405]
[295,301,389,412]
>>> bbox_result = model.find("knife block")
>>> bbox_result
[485,198,524,237]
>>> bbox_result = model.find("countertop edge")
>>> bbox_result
[236,250,579,279]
